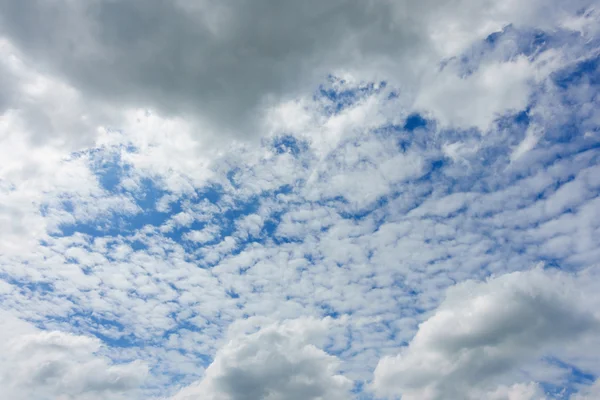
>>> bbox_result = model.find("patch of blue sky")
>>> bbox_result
[403,113,428,132]
[270,134,309,156]
[553,54,600,90]
[70,144,130,193]
[372,120,433,154]
[539,357,596,398]
[0,272,54,295]
[55,215,132,238]
[48,176,169,238]
[315,75,387,115]
[53,157,307,272]
[54,177,225,243]
[95,155,128,193]
[79,315,138,347]
[29,311,142,351]
[494,109,531,135]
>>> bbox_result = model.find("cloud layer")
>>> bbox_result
[0,1,599,399]
[0,0,585,140]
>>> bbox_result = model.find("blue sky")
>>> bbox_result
[0,2,600,400]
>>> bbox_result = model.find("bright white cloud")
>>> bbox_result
[0,312,148,400]
[372,268,599,400]
[171,318,352,400]
[414,54,557,132]
[482,382,547,400]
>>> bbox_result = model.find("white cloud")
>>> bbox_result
[415,56,538,132]
[372,268,599,400]
[170,317,352,400]
[0,312,148,400]
[235,214,264,240]
[184,224,221,244]
[482,382,546,400]
[511,124,543,162]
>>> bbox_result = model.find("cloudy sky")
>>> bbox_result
[0,1,600,399]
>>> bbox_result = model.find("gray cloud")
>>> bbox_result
[0,0,573,142]
[0,0,422,139]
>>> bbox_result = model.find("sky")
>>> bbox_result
[0,1,600,399]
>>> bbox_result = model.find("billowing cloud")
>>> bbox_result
[0,0,582,141]
[0,312,148,400]
[372,268,599,399]
[171,317,352,400]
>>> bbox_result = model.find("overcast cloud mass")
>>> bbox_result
[1,0,600,399]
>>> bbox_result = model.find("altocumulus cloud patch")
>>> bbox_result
[1,1,600,399]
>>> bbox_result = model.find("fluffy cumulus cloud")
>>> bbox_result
[171,318,351,400]
[0,312,148,400]
[372,268,600,399]
[1,0,600,399]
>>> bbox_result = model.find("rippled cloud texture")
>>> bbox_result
[1,1,600,399]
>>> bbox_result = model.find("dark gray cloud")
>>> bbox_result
[0,0,592,145]
[0,0,428,138]
[1,0,583,142]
